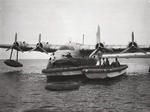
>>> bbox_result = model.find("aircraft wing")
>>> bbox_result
[78,44,150,58]
[0,44,12,49]
[0,44,35,51]
[102,52,150,58]
[79,44,114,57]
[0,43,59,53]
[79,44,150,55]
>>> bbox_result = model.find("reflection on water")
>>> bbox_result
[0,59,150,112]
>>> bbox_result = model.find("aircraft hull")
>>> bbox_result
[42,58,97,82]
[42,66,86,82]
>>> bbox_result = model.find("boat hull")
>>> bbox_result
[83,65,128,79]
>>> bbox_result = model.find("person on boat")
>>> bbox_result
[111,61,116,67]
[49,53,56,67]
[111,58,120,67]
[96,50,102,66]
[102,58,106,67]
[102,58,110,68]
[49,57,52,62]
[106,58,110,67]
[46,57,52,69]
[115,57,120,67]
[66,52,72,58]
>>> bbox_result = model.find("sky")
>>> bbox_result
[0,0,150,59]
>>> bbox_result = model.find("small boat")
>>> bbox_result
[45,81,80,91]
[82,65,128,79]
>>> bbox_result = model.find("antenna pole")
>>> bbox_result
[82,34,84,45]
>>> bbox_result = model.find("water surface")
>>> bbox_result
[0,59,150,112]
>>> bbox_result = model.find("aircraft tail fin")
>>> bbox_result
[39,33,41,42]
[96,25,100,44]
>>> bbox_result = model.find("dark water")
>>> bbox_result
[0,59,150,112]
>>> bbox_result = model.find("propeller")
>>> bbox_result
[120,45,147,54]
[31,33,48,54]
[89,43,113,58]
[89,48,99,58]
[89,25,113,57]
[6,32,23,52]
[7,32,23,61]
[121,32,146,54]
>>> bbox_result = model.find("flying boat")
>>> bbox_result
[0,25,150,68]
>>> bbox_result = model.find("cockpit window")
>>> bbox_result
[59,45,75,50]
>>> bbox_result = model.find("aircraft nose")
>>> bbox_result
[49,53,56,62]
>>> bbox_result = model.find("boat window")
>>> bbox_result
[59,45,75,50]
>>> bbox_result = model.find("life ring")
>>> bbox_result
[45,81,80,91]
